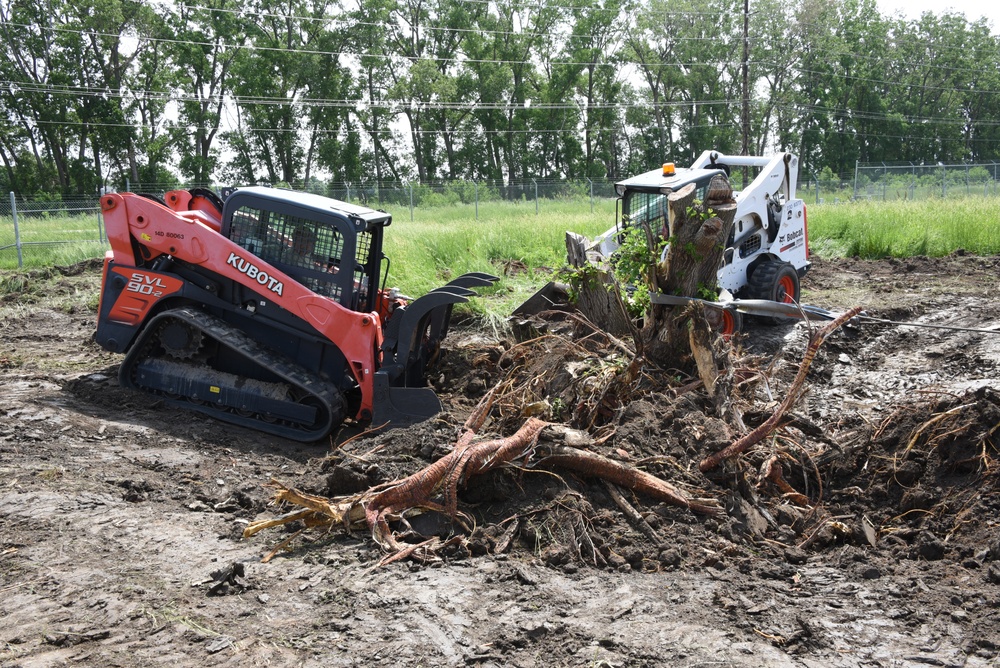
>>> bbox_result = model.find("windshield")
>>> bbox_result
[622,190,670,237]
[619,175,718,235]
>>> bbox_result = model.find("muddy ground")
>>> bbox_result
[1,254,999,667]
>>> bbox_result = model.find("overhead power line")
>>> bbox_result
[25,116,1000,147]
[180,2,1000,61]
[3,80,743,111]
[8,80,1000,130]
[8,17,997,87]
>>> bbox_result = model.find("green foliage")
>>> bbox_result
[609,220,660,285]
[5,0,1000,194]
[697,282,719,301]
[555,262,601,305]
[606,220,662,318]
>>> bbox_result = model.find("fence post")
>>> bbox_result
[853,160,858,200]
[409,183,414,222]
[474,181,479,220]
[587,178,593,213]
[10,192,23,269]
[346,182,351,203]
[942,164,946,198]
[97,199,105,241]
[532,178,538,215]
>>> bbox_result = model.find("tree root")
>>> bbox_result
[699,307,863,472]
[245,414,718,563]
[536,444,719,515]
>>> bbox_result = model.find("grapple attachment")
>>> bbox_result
[373,272,499,428]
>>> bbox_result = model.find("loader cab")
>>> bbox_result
[221,187,389,313]
[596,164,727,257]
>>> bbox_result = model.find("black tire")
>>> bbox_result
[748,260,800,325]
[718,308,742,339]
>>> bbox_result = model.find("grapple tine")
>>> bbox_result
[378,273,499,421]
[445,272,500,289]
[649,293,840,322]
[430,285,476,297]
[427,273,500,356]
[380,289,470,386]
[732,299,839,321]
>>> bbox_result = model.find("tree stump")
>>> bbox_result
[559,173,737,380]
[564,231,633,337]
[640,175,737,372]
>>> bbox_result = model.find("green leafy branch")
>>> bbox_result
[609,219,664,319]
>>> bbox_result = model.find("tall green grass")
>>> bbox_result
[378,199,615,319]
[806,197,1000,258]
[0,212,107,270]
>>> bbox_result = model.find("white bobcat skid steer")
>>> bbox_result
[593,151,810,334]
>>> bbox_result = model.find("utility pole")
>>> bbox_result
[741,0,750,185]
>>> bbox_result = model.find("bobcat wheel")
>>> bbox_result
[719,308,742,339]
[748,260,800,324]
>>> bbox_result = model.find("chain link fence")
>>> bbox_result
[139,177,620,218]
[5,165,997,269]
[852,161,1000,202]
[0,193,107,270]
[1,179,619,269]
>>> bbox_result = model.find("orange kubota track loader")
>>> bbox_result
[95,186,496,442]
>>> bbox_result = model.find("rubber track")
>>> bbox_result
[120,307,347,441]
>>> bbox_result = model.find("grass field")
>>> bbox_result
[2,195,998,317]
[0,206,108,271]
[805,198,1000,259]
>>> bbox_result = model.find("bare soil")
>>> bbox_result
[2,254,1000,667]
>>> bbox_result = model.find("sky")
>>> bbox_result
[875,0,1000,31]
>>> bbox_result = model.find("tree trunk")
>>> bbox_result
[640,176,738,372]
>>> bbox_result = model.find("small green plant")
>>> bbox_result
[608,220,663,318]
[696,282,719,301]
[550,397,565,420]
[555,261,602,305]
[684,241,702,262]
[611,220,661,284]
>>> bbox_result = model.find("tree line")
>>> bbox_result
[1,0,998,197]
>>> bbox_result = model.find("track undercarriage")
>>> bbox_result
[120,308,347,441]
